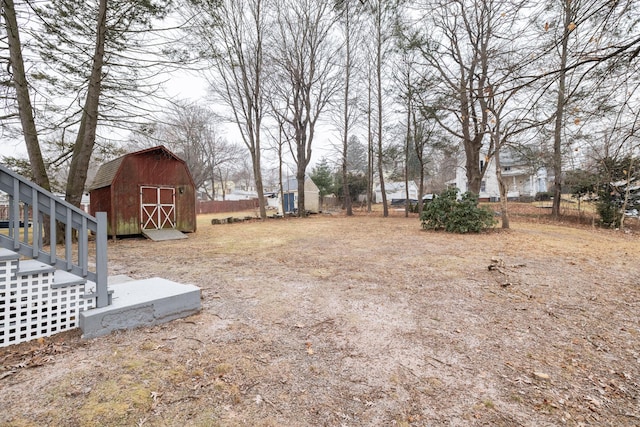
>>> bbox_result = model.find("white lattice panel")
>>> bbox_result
[0,263,94,347]
[0,257,18,285]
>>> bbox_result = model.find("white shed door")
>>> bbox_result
[140,186,176,230]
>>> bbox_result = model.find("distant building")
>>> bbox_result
[278,177,320,214]
[450,150,547,201]
[374,181,420,204]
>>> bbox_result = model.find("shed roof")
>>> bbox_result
[90,157,125,190]
[282,177,317,193]
[89,146,184,191]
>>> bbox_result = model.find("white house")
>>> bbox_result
[374,181,420,204]
[450,150,548,201]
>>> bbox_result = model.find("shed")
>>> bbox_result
[89,146,197,237]
[278,177,320,214]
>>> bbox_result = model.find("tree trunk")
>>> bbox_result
[3,0,55,244]
[253,130,267,219]
[367,66,373,213]
[65,0,108,209]
[277,124,285,216]
[3,0,51,192]
[253,150,266,217]
[342,0,352,216]
[413,110,425,214]
[297,132,306,216]
[404,91,411,218]
[464,136,483,195]
[376,5,387,217]
[494,146,510,229]
[552,0,572,219]
[619,157,635,230]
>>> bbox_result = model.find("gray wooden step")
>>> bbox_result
[0,248,19,262]
[16,259,55,277]
[52,269,87,288]
[16,259,87,288]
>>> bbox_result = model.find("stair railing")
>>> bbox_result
[0,164,109,308]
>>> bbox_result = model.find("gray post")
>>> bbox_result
[95,212,109,308]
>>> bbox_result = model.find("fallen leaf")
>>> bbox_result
[585,395,601,407]
[533,372,550,381]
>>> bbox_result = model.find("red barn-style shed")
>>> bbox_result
[89,146,196,237]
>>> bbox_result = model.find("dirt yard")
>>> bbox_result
[1,205,640,426]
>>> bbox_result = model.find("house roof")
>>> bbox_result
[89,146,184,191]
[495,149,532,168]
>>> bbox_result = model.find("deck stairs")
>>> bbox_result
[0,248,201,345]
[0,164,201,347]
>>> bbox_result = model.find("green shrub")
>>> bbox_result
[420,188,496,233]
[596,188,622,228]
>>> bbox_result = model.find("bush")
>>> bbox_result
[596,189,622,228]
[534,192,551,201]
[420,188,496,233]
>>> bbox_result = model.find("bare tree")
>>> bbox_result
[364,0,399,217]
[128,101,241,200]
[393,19,425,217]
[184,0,269,218]
[230,155,255,193]
[165,104,242,199]
[270,0,340,216]
[334,0,365,216]
[397,47,414,217]
[418,0,501,196]
[365,63,374,211]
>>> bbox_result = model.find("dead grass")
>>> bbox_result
[1,205,640,426]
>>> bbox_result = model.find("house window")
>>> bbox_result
[504,166,511,171]
[480,180,486,192]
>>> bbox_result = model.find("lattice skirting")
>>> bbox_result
[0,267,95,347]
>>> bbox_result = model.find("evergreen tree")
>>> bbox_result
[310,158,334,198]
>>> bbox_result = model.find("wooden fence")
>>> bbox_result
[198,199,259,214]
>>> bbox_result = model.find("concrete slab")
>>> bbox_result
[142,228,188,241]
[79,277,201,339]
[108,274,135,285]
